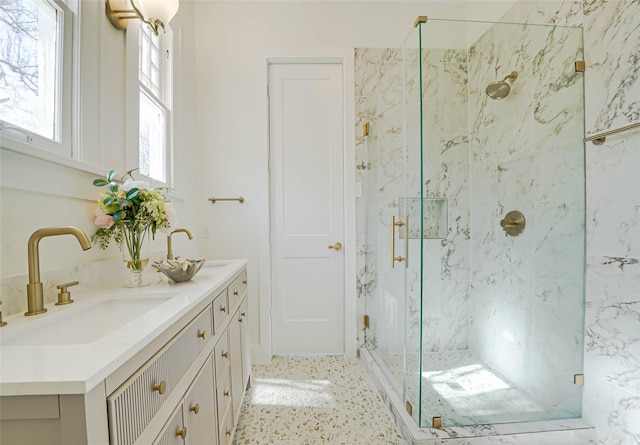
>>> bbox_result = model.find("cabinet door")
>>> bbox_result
[229,308,244,421]
[184,358,217,445]
[154,404,185,445]
[239,299,251,389]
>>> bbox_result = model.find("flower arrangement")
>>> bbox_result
[91,169,176,270]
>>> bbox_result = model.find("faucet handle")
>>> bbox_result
[55,281,79,306]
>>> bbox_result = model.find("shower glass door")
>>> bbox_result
[412,18,586,428]
[362,44,408,401]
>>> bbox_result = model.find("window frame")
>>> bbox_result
[134,20,173,187]
[0,0,74,158]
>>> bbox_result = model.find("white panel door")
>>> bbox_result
[269,63,345,355]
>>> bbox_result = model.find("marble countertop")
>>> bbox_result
[0,259,247,397]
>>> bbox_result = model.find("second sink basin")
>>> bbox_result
[2,294,176,346]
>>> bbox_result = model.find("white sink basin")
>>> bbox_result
[2,294,176,346]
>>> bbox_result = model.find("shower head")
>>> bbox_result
[486,71,518,100]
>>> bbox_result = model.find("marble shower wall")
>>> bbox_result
[581,1,640,444]
[472,1,640,441]
[417,48,471,354]
[467,21,585,413]
[356,0,640,441]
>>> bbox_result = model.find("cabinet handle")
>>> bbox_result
[197,330,207,339]
[224,390,230,397]
[233,290,239,296]
[226,429,232,436]
[242,279,247,285]
[221,351,228,358]
[241,312,246,317]
[153,381,166,395]
[176,427,187,439]
[238,317,243,323]
[220,305,226,313]
[189,403,200,414]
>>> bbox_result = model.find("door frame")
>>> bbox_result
[255,47,356,362]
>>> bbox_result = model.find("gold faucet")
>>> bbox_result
[26,226,92,316]
[167,228,193,260]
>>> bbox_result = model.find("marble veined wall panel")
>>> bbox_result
[419,48,471,353]
[468,19,585,412]
[582,1,640,443]
[583,0,640,136]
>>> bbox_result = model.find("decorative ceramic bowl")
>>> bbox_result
[152,257,206,282]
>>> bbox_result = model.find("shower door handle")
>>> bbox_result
[391,215,408,268]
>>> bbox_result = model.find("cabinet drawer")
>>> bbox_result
[108,307,213,445]
[214,331,230,388]
[228,270,247,305]
[218,399,234,445]
[212,289,229,334]
[216,367,232,427]
[153,404,185,445]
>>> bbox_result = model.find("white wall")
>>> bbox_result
[191,0,479,361]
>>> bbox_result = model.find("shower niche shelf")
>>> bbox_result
[399,197,448,239]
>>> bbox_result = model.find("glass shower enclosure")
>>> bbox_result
[363,17,585,429]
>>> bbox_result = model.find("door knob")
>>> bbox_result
[328,242,342,251]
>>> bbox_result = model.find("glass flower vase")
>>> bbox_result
[118,221,151,287]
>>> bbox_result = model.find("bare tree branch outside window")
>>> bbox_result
[0,0,58,139]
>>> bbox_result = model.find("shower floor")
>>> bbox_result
[375,349,565,426]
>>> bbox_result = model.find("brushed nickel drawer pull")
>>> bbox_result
[176,427,187,439]
[189,403,200,414]
[153,381,166,395]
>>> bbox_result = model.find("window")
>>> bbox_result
[0,0,73,156]
[138,23,171,183]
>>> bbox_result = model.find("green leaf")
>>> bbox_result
[113,210,124,220]
[93,178,108,187]
[108,182,119,193]
[103,196,114,206]
[126,188,140,200]
[107,170,117,182]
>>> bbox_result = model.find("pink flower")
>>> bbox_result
[94,208,115,229]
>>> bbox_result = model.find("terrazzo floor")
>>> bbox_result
[232,356,405,444]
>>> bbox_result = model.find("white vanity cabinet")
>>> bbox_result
[0,261,250,445]
[108,267,250,445]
